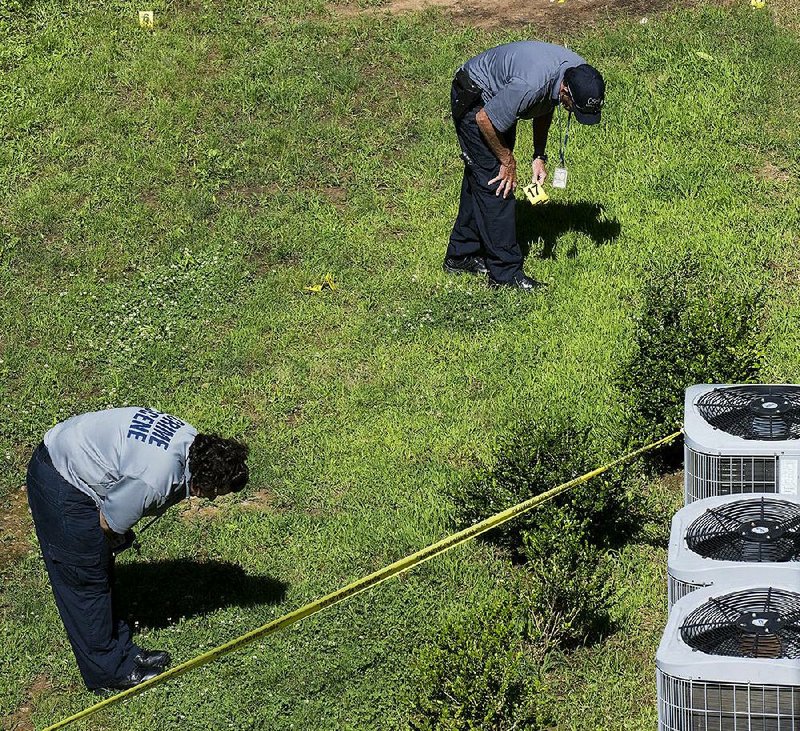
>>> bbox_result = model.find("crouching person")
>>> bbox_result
[25,407,249,693]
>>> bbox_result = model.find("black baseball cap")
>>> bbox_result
[563,64,605,125]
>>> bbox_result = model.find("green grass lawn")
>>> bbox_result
[1,0,799,728]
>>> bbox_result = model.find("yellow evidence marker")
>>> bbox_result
[304,273,339,293]
[138,10,155,28]
[522,182,549,206]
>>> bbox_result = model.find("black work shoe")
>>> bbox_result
[488,272,548,292]
[134,649,172,670]
[442,255,489,276]
[92,664,165,696]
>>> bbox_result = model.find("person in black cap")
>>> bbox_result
[444,41,605,291]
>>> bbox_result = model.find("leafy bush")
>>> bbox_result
[618,253,767,445]
[449,417,628,650]
[521,513,614,648]
[451,419,637,555]
[409,537,612,731]
[409,591,547,731]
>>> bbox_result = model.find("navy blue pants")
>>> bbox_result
[26,444,139,689]
[447,81,522,283]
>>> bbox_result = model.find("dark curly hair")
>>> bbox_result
[189,434,249,497]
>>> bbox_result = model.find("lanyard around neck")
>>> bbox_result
[558,107,572,167]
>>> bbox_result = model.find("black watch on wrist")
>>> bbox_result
[533,153,548,163]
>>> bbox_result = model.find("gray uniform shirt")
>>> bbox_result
[44,407,197,534]
[463,41,587,133]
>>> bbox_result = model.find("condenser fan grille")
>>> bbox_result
[696,385,800,440]
[681,587,800,658]
[686,496,800,562]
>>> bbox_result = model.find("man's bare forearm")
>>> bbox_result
[475,108,514,164]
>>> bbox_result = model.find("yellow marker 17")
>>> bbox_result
[522,182,549,206]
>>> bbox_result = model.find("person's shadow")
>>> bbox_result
[517,199,621,259]
[114,559,288,629]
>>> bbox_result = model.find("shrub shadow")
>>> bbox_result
[114,559,288,629]
[517,199,621,259]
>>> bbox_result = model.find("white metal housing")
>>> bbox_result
[667,494,800,609]
[657,582,800,731]
[684,385,800,504]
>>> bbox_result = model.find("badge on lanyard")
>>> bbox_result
[552,167,568,189]
[553,109,571,190]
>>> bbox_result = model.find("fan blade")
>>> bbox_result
[703,507,743,532]
[684,623,744,655]
[777,609,800,626]
[705,405,750,427]
[690,529,742,544]
[782,515,800,535]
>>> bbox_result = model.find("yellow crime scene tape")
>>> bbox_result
[44,429,682,731]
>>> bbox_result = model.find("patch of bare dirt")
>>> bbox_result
[772,0,800,33]
[333,0,731,31]
[757,161,793,184]
[216,182,280,213]
[238,488,281,511]
[0,675,53,731]
[139,189,159,208]
[767,236,800,290]
[177,500,223,523]
[0,486,32,569]
[285,404,304,427]
[321,185,348,211]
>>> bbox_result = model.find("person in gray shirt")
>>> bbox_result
[443,41,605,290]
[26,407,249,693]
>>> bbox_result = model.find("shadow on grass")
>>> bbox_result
[115,559,288,629]
[517,199,621,259]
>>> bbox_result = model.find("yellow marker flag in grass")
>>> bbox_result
[304,273,338,293]
[750,0,765,8]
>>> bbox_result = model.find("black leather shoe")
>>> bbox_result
[92,664,165,695]
[488,272,548,292]
[442,256,489,276]
[134,649,172,669]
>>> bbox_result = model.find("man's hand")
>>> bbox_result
[532,157,548,185]
[489,155,517,198]
[99,511,129,552]
[474,108,517,199]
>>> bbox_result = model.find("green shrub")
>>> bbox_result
[618,253,767,446]
[448,418,620,654]
[521,513,614,648]
[451,419,637,555]
[409,591,548,731]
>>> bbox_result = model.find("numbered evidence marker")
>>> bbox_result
[552,167,568,189]
[523,182,549,206]
[138,10,155,28]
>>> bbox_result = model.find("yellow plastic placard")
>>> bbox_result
[138,10,154,28]
[523,182,549,206]
[304,273,338,293]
